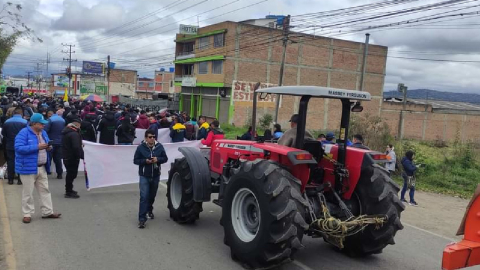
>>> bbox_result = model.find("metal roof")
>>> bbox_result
[256,86,372,101]
[384,97,480,111]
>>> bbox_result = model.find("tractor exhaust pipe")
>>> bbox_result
[251,82,261,141]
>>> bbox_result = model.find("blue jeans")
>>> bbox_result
[401,173,415,202]
[118,143,132,145]
[138,176,160,222]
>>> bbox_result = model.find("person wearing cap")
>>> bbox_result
[278,114,313,147]
[61,118,84,199]
[323,132,336,145]
[15,113,61,224]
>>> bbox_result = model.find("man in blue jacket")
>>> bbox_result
[45,112,66,179]
[133,129,168,229]
[2,107,27,185]
[15,113,62,224]
[401,150,421,207]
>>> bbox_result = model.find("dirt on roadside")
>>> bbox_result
[399,190,471,240]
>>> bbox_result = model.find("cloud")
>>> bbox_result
[51,0,125,31]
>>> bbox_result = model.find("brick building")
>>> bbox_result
[154,70,175,93]
[382,98,480,142]
[174,19,387,128]
[109,69,137,98]
[136,77,155,99]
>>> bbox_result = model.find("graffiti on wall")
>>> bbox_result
[232,81,277,103]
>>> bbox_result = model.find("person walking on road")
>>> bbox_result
[133,129,168,229]
[116,117,136,145]
[61,119,84,199]
[45,111,66,179]
[401,150,421,207]
[15,113,62,224]
[2,107,27,185]
[385,144,396,176]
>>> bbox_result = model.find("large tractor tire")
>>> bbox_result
[222,160,309,269]
[167,158,203,224]
[342,164,405,256]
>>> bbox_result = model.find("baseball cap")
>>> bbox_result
[30,113,49,125]
[289,114,299,123]
[326,132,335,139]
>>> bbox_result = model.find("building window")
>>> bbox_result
[183,42,194,53]
[198,62,208,74]
[139,82,144,87]
[198,37,209,50]
[148,82,154,88]
[214,33,224,48]
[182,64,193,75]
[212,60,223,74]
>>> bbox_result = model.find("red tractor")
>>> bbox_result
[167,86,405,269]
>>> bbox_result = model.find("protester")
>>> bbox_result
[323,132,336,145]
[401,150,420,206]
[136,110,150,129]
[63,101,71,119]
[80,116,97,143]
[170,118,186,143]
[197,116,209,140]
[116,117,136,145]
[97,111,116,145]
[61,119,84,199]
[45,111,66,179]
[15,113,61,223]
[273,124,283,140]
[147,115,160,139]
[23,99,34,119]
[240,126,254,141]
[351,134,370,150]
[5,101,17,119]
[2,107,27,185]
[278,114,313,147]
[385,144,396,176]
[133,129,168,229]
[263,129,273,141]
[317,134,326,142]
[201,120,225,147]
[65,108,79,124]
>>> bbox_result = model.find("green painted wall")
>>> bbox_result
[174,55,224,64]
[175,29,226,42]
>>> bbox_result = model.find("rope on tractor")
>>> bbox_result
[310,195,387,249]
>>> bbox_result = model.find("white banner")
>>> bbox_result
[83,140,203,189]
[133,128,171,145]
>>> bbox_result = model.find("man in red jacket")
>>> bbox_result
[136,110,150,129]
[201,120,224,147]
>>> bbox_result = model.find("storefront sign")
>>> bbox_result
[232,80,277,103]
[182,77,197,87]
[80,80,107,95]
[179,24,198,35]
[82,61,105,75]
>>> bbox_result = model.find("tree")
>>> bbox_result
[0,2,42,72]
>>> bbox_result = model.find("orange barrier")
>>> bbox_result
[442,184,480,270]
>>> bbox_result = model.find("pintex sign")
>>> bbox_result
[232,81,277,103]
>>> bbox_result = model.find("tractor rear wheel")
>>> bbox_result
[167,158,203,224]
[342,164,405,256]
[222,160,309,269]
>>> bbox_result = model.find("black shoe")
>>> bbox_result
[138,221,146,229]
[8,179,13,185]
[71,190,78,195]
[17,179,22,185]
[147,212,154,219]
[64,192,80,199]
[57,174,62,179]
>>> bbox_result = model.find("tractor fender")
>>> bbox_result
[178,147,211,202]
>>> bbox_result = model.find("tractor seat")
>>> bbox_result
[302,139,323,162]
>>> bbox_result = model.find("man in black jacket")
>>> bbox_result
[133,129,168,229]
[1,107,27,185]
[61,119,84,199]
[97,111,116,145]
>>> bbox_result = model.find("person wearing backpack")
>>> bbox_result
[116,117,136,145]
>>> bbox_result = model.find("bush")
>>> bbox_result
[258,113,273,130]
[349,113,393,152]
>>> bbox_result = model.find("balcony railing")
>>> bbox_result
[176,51,195,60]
[174,75,194,82]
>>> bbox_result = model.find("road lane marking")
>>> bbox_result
[403,222,456,242]
[0,180,17,270]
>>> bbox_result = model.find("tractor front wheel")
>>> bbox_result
[342,164,405,256]
[167,158,203,224]
[222,160,309,269]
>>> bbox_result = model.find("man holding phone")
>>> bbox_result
[133,129,168,229]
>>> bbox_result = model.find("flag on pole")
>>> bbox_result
[63,87,68,102]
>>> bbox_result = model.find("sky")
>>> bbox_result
[1,0,480,93]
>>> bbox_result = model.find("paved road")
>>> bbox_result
[1,176,479,270]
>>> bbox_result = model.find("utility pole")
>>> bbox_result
[62,43,77,95]
[274,15,291,124]
[34,63,42,91]
[45,52,50,92]
[26,71,32,88]
[107,55,111,102]
[359,33,370,92]
[397,83,408,139]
